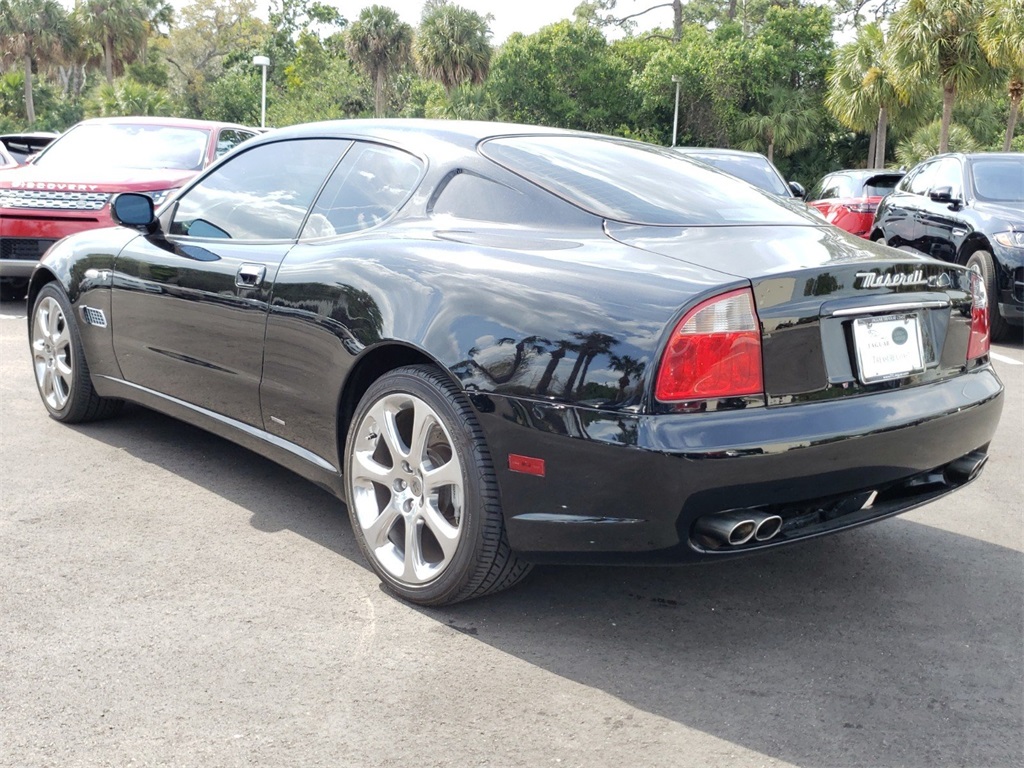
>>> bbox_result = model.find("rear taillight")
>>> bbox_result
[967,270,990,360]
[842,199,878,214]
[655,288,764,402]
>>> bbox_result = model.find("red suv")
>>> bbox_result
[806,169,905,238]
[0,116,257,300]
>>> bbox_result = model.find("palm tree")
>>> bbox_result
[76,0,147,85]
[896,120,982,166]
[139,0,174,63]
[826,23,905,168]
[890,0,995,154]
[0,0,74,126]
[736,86,819,163]
[979,0,1024,151]
[346,5,413,118]
[415,1,492,95]
[91,78,170,116]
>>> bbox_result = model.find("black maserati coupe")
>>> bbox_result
[26,120,1003,605]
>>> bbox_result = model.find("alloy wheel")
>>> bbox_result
[32,296,74,411]
[349,392,465,586]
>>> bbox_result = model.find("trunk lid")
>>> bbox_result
[606,222,979,405]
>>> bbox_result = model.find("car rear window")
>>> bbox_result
[682,152,790,197]
[34,123,211,171]
[480,136,809,226]
[861,174,903,197]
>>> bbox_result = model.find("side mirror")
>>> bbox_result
[928,186,955,203]
[788,181,806,199]
[111,193,157,232]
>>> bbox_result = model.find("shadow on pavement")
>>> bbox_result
[74,403,1023,768]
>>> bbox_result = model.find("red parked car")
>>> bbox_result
[0,117,257,301]
[806,169,906,238]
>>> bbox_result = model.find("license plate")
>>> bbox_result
[852,314,925,384]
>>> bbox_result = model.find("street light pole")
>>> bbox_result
[252,55,270,128]
[671,75,681,147]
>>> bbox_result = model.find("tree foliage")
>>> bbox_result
[416,1,492,94]
[489,20,635,133]
[345,4,412,118]
[890,0,996,153]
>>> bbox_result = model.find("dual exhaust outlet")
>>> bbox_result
[695,510,783,548]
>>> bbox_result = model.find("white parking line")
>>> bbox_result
[991,351,1023,366]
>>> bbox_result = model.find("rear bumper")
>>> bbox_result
[474,367,1003,563]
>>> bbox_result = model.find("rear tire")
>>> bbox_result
[30,283,123,423]
[967,250,1009,342]
[344,365,531,605]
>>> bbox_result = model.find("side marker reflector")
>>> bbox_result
[509,454,546,477]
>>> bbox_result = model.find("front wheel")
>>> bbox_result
[966,250,1009,342]
[344,365,531,605]
[30,283,123,422]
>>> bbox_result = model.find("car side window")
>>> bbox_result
[821,179,843,199]
[301,142,422,239]
[808,176,832,201]
[908,162,938,196]
[170,138,350,241]
[216,129,256,158]
[430,170,588,226]
[929,158,963,199]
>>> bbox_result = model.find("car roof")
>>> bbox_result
[74,116,253,131]
[260,118,598,152]
[824,169,905,179]
[673,147,768,160]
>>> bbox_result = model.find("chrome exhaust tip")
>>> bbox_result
[945,451,988,484]
[753,514,783,542]
[695,512,757,547]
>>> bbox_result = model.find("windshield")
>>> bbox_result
[481,136,809,226]
[34,123,211,172]
[682,152,791,197]
[970,158,1024,202]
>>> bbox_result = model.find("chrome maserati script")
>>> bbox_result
[856,269,930,289]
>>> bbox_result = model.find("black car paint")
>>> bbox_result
[29,121,1004,563]
[872,153,1024,327]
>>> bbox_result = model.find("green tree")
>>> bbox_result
[87,76,170,116]
[270,30,367,124]
[979,0,1024,151]
[489,20,635,133]
[76,0,148,85]
[826,22,905,168]
[0,0,74,125]
[736,85,819,162]
[163,0,266,119]
[896,120,983,166]
[890,0,995,154]
[345,5,412,118]
[415,1,492,95]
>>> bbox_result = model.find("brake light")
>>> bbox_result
[655,288,764,401]
[841,199,878,214]
[967,271,990,360]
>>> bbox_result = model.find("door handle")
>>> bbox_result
[235,263,266,288]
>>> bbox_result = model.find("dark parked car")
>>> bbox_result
[807,169,905,238]
[673,147,806,198]
[0,117,257,301]
[27,121,1002,605]
[0,132,59,165]
[871,153,1023,339]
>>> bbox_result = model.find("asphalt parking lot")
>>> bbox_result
[1,300,1021,768]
